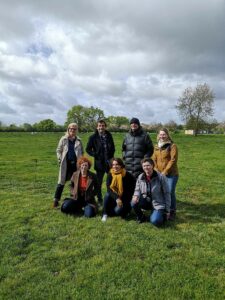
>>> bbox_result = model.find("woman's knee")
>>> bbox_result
[150,210,165,227]
[84,205,96,218]
[61,199,76,214]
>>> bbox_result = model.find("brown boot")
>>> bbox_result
[168,210,176,221]
[53,199,59,208]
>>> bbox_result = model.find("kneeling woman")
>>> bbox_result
[131,158,171,227]
[61,156,98,217]
[102,158,136,221]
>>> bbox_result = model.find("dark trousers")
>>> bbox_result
[131,197,166,227]
[54,160,77,201]
[103,192,131,218]
[96,170,106,203]
[61,198,96,218]
[54,184,64,200]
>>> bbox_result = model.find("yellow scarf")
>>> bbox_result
[110,168,126,197]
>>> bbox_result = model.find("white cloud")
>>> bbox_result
[0,0,225,125]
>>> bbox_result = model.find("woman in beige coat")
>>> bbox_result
[53,123,84,207]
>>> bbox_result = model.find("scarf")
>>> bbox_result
[158,140,171,148]
[110,168,126,197]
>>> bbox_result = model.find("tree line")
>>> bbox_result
[1,83,224,134]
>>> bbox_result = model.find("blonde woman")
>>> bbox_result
[152,128,178,220]
[53,123,84,207]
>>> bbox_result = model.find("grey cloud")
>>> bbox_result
[0,0,225,125]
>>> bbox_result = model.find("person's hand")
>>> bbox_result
[132,196,139,204]
[116,198,123,207]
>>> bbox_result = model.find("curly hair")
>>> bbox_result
[77,156,92,169]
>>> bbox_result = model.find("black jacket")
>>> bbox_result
[106,171,136,205]
[122,127,153,178]
[86,130,115,172]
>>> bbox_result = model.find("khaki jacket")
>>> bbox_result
[152,143,178,176]
[56,135,83,184]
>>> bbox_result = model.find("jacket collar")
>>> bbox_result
[140,170,158,180]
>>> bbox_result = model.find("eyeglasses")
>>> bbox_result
[69,128,77,131]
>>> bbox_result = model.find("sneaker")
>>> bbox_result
[101,214,108,222]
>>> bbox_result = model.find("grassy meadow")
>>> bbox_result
[0,132,224,300]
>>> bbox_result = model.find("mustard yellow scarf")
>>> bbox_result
[110,168,126,197]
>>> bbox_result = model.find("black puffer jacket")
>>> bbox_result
[122,128,153,178]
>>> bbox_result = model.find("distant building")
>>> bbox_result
[185,130,195,135]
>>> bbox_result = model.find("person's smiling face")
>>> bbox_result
[112,160,122,172]
[159,130,168,142]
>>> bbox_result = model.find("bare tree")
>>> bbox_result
[176,83,215,135]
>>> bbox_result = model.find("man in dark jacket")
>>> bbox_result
[122,117,153,178]
[86,119,115,204]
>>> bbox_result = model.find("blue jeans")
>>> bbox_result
[61,198,96,218]
[103,192,129,217]
[166,175,179,211]
[131,197,166,227]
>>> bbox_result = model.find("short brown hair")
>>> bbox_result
[141,158,154,167]
[97,119,107,126]
[77,156,92,169]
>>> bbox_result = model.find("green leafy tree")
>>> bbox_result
[107,116,129,131]
[22,123,33,132]
[66,105,105,132]
[33,119,57,132]
[176,83,215,136]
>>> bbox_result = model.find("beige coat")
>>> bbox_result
[56,135,84,184]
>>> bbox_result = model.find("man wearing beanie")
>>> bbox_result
[122,117,153,178]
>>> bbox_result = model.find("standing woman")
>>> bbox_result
[53,123,84,207]
[101,158,136,221]
[152,128,178,220]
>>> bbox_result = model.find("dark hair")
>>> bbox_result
[141,158,155,167]
[77,156,92,169]
[110,157,125,168]
[97,119,107,126]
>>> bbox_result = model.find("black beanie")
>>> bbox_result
[130,117,140,126]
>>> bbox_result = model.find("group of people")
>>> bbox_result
[53,118,178,227]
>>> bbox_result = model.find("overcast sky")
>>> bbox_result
[0,0,225,125]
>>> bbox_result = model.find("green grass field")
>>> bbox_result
[0,132,224,300]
